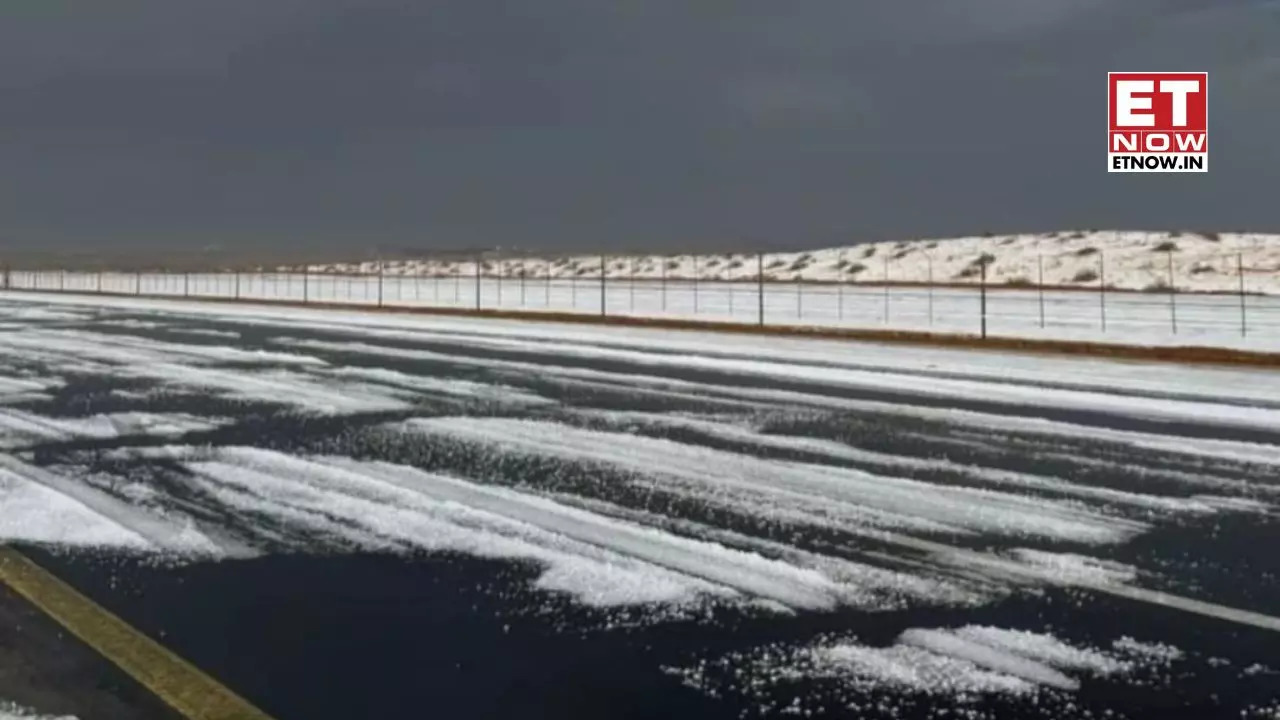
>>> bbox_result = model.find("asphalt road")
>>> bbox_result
[1,294,1279,720]
[0,580,182,720]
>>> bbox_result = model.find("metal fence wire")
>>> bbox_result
[3,241,1278,344]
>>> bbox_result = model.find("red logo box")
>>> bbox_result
[1107,72,1207,172]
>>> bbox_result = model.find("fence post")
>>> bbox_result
[497,259,505,307]
[796,266,802,318]
[136,270,142,295]
[661,256,668,312]
[693,254,700,314]
[474,255,481,311]
[520,261,527,307]
[629,256,636,313]
[304,267,310,303]
[97,269,103,293]
[59,270,65,292]
[980,257,988,339]
[727,257,737,316]
[1238,252,1247,337]
[927,253,934,326]
[1099,250,1106,332]
[882,256,889,324]
[378,257,386,308]
[599,254,607,317]
[235,271,241,299]
[757,252,764,326]
[1167,250,1177,334]
[837,251,845,322]
[1037,254,1045,329]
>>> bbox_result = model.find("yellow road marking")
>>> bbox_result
[0,547,276,720]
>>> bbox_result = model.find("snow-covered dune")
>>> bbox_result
[294,230,1280,295]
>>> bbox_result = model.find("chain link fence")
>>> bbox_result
[3,241,1278,346]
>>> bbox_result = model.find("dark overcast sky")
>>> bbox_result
[2,1,1277,255]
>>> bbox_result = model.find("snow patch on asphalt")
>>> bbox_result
[0,409,230,448]
[0,328,324,369]
[1111,636,1186,665]
[313,366,552,406]
[26,445,984,613]
[573,409,1243,515]
[0,468,152,549]
[1005,549,1139,587]
[0,376,61,398]
[178,447,947,611]
[666,625,1172,713]
[0,701,76,720]
[0,455,227,557]
[167,327,242,339]
[393,416,1149,545]
[116,365,414,414]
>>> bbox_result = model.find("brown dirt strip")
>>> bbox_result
[6,287,1279,369]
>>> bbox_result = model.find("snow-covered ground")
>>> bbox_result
[0,702,74,720]
[4,230,1279,352]
[297,229,1277,293]
[2,295,1280,716]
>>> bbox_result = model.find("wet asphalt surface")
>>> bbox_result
[1,296,1279,720]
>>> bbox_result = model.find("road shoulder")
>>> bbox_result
[0,572,182,720]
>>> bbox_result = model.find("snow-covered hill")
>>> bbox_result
[293,230,1280,295]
